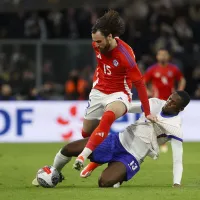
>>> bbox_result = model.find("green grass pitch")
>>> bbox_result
[0,142,200,200]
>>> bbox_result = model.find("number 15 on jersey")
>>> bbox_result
[104,64,112,75]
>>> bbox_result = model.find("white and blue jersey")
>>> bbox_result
[120,98,183,160]
[92,98,183,185]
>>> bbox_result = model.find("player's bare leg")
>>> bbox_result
[81,119,100,138]
[98,162,126,188]
[52,138,90,175]
[74,101,127,171]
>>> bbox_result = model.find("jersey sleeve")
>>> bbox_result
[124,59,143,82]
[144,66,154,83]
[118,46,143,82]
[132,77,150,116]
[171,138,183,185]
[128,102,143,113]
[156,117,183,144]
[129,98,164,114]
[149,98,166,112]
[165,124,183,142]
[118,46,150,116]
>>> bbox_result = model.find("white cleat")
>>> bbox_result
[32,178,39,186]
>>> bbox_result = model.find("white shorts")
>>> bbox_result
[84,89,131,120]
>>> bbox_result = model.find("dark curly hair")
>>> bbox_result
[92,10,125,37]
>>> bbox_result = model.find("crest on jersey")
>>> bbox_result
[97,53,101,59]
[113,59,119,67]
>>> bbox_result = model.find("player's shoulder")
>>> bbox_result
[115,38,136,66]
[116,38,133,53]
[146,64,158,72]
[149,98,166,108]
[168,63,180,70]
[115,38,133,55]
[145,98,166,115]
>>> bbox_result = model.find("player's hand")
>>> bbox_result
[173,183,181,188]
[147,89,153,97]
[146,114,158,122]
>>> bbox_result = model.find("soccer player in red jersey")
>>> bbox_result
[144,49,186,153]
[144,49,186,101]
[69,10,157,171]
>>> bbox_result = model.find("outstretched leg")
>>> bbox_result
[74,101,127,170]
[98,162,126,187]
[53,138,89,172]
[32,138,89,186]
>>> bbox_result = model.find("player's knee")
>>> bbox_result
[98,177,114,188]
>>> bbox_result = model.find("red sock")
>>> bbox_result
[86,111,116,151]
[82,130,90,138]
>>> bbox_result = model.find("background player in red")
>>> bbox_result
[144,49,186,152]
[144,49,186,101]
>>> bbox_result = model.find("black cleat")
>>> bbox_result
[59,172,65,182]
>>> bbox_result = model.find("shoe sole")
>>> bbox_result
[32,178,40,187]
[73,161,84,171]
[80,170,92,178]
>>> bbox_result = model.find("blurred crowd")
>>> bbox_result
[0,48,93,100]
[0,0,200,100]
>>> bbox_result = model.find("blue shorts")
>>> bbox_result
[91,133,140,181]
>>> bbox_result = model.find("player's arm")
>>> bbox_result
[144,67,154,97]
[144,66,154,83]
[131,72,150,116]
[178,77,186,91]
[129,98,162,114]
[174,66,186,91]
[121,48,157,121]
[171,138,183,187]
[128,102,143,113]
[124,59,150,116]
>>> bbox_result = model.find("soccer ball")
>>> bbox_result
[36,166,60,188]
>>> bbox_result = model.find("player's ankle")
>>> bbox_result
[79,148,93,160]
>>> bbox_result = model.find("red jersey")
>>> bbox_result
[93,38,141,98]
[144,63,183,100]
[92,38,150,116]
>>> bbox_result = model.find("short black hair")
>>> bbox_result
[176,91,190,108]
[92,10,125,37]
